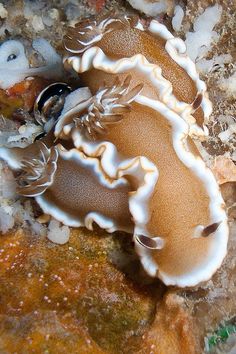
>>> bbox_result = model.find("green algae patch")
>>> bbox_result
[205,320,236,352]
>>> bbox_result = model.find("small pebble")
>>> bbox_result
[32,15,45,32]
[0,3,8,19]
[49,8,59,21]
[37,214,51,224]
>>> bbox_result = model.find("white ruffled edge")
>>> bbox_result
[133,95,228,287]
[148,20,212,124]
[71,95,228,287]
[64,46,207,138]
[36,142,158,235]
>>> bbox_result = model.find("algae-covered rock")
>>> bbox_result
[0,226,201,354]
[0,227,159,353]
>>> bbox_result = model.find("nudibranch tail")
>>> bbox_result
[0,132,158,236]
[36,142,158,234]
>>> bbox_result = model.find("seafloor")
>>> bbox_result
[0,1,235,354]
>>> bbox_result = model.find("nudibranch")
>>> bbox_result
[61,13,228,287]
[0,80,157,237]
[0,14,228,287]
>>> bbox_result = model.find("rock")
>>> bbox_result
[126,0,174,16]
[31,15,45,32]
[0,3,8,19]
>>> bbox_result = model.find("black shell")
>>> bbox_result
[34,82,72,126]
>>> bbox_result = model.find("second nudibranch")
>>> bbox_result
[0,79,158,239]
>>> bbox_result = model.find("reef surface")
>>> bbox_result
[0,1,235,353]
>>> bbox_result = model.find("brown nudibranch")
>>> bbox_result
[0,14,228,287]
[63,13,228,286]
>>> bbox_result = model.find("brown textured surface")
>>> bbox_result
[88,25,204,126]
[0,227,155,353]
[126,292,201,354]
[99,28,197,101]
[43,156,133,231]
[79,85,211,278]
[0,226,201,354]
